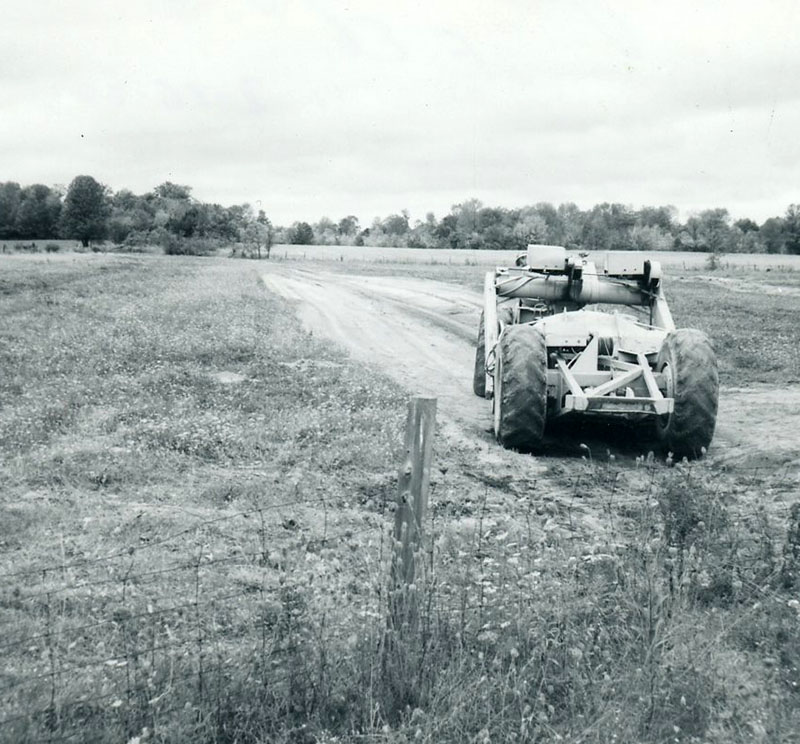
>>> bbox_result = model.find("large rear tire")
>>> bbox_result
[493,324,548,451]
[655,329,718,459]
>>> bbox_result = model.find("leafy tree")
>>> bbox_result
[630,224,673,251]
[450,199,483,249]
[59,175,110,247]
[289,221,314,245]
[362,217,390,247]
[557,203,584,249]
[677,209,732,253]
[731,227,763,254]
[512,209,548,249]
[14,184,61,238]
[146,183,204,240]
[152,182,192,200]
[760,217,786,254]
[434,213,458,248]
[354,227,369,246]
[583,203,636,251]
[112,189,139,211]
[108,189,155,243]
[531,202,561,242]
[257,210,274,257]
[636,205,676,233]
[239,212,273,259]
[677,215,702,251]
[473,206,515,250]
[0,182,22,238]
[734,217,759,234]
[784,204,800,255]
[337,215,360,241]
[382,213,410,237]
[696,208,732,253]
[167,205,202,238]
[583,208,611,250]
[224,204,254,239]
[407,213,439,249]
[313,216,338,245]
[209,204,239,240]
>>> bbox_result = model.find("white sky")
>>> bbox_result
[3,0,799,225]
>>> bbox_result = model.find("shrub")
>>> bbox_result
[118,227,218,256]
[163,236,221,256]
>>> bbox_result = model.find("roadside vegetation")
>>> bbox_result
[1,254,798,742]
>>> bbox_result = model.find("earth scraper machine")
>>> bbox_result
[474,245,718,458]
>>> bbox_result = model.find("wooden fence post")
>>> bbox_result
[390,396,437,631]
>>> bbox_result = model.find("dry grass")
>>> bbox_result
[0,253,407,741]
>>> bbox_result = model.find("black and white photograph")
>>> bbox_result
[2,1,799,742]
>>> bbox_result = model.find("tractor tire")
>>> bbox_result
[473,305,515,398]
[493,323,548,451]
[655,328,719,459]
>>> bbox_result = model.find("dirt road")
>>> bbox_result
[262,266,799,536]
[263,268,486,431]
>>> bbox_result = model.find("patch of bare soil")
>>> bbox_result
[262,267,800,537]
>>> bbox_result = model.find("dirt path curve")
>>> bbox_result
[262,266,800,512]
[261,267,499,449]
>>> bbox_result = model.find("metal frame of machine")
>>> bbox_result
[475,245,718,457]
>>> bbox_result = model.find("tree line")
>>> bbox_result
[0,177,273,257]
[2,176,799,255]
[287,200,800,255]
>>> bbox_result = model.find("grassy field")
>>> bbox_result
[0,254,410,742]
[273,244,800,271]
[1,253,799,743]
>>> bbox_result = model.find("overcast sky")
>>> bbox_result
[3,0,799,225]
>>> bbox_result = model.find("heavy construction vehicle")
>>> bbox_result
[474,245,718,458]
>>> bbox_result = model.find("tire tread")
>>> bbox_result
[657,329,719,458]
[495,324,547,450]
